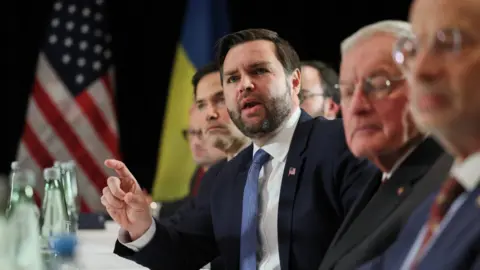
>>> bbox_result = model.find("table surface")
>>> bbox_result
[75,221,147,270]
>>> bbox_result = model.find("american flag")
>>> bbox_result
[16,0,119,212]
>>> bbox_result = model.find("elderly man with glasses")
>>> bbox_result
[359,0,480,269]
[318,20,453,270]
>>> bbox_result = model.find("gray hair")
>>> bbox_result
[340,20,414,56]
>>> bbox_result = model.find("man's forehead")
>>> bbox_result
[410,0,480,34]
[196,89,224,102]
[301,66,322,81]
[223,40,277,72]
[196,72,222,100]
[341,34,398,79]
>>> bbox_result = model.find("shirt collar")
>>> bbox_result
[450,151,480,192]
[382,136,428,181]
[253,107,301,162]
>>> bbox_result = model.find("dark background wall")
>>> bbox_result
[6,0,412,190]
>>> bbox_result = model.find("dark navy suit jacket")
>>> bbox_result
[114,111,374,270]
[358,185,480,270]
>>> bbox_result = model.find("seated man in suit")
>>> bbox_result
[358,0,480,269]
[159,103,226,219]
[195,61,252,269]
[101,28,373,269]
[195,62,250,161]
[319,20,451,270]
[300,60,341,119]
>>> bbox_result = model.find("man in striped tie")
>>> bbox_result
[358,0,480,269]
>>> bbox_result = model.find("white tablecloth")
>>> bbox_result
[75,221,147,270]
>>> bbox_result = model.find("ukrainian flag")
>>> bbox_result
[152,0,230,201]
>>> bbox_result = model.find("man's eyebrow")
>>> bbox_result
[224,61,272,77]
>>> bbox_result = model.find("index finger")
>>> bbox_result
[104,159,136,182]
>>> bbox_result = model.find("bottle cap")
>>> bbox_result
[13,169,36,187]
[67,160,76,169]
[43,167,61,180]
[50,234,78,257]
[11,161,19,170]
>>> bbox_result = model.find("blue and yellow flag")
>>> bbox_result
[152,0,230,200]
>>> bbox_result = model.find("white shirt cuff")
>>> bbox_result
[117,218,156,251]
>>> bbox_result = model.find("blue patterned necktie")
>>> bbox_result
[240,149,270,270]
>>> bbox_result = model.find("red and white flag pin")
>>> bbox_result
[288,167,296,176]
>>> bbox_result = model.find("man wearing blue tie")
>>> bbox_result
[101,28,373,270]
[358,0,480,269]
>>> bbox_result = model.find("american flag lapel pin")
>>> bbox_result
[288,167,296,176]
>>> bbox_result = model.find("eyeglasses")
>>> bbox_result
[182,129,203,140]
[335,74,405,104]
[298,90,325,103]
[393,28,467,71]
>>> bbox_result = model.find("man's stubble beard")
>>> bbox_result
[228,81,293,139]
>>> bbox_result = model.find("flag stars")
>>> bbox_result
[75,74,84,84]
[54,2,62,11]
[79,41,88,51]
[94,44,103,54]
[66,21,75,31]
[93,61,102,70]
[49,35,58,44]
[62,54,71,64]
[68,5,76,14]
[77,58,86,67]
[64,37,73,47]
[51,18,60,28]
[94,13,103,21]
[81,24,89,34]
[94,29,102,37]
[104,50,112,59]
[96,0,104,6]
[82,8,91,17]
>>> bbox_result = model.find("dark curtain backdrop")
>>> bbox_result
[6,0,412,191]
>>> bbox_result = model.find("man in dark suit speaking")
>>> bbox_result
[100,28,373,270]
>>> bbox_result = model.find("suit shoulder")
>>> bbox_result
[307,118,348,151]
[310,118,345,134]
[207,159,228,175]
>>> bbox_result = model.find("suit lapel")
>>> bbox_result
[329,171,382,246]
[421,185,480,269]
[278,111,313,269]
[325,138,444,266]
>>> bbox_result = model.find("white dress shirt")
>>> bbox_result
[401,151,480,269]
[118,108,302,270]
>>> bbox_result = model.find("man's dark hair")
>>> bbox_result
[215,28,301,81]
[301,60,340,104]
[192,62,220,98]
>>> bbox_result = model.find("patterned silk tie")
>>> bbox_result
[240,149,270,270]
[411,175,465,268]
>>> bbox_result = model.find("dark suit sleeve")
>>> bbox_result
[356,256,383,270]
[324,120,376,217]
[470,254,480,270]
[335,151,377,216]
[158,196,191,220]
[113,161,227,270]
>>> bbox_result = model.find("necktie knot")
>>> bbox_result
[253,149,270,166]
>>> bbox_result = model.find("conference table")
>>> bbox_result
[75,221,147,270]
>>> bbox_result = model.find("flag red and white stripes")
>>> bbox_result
[15,0,119,212]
